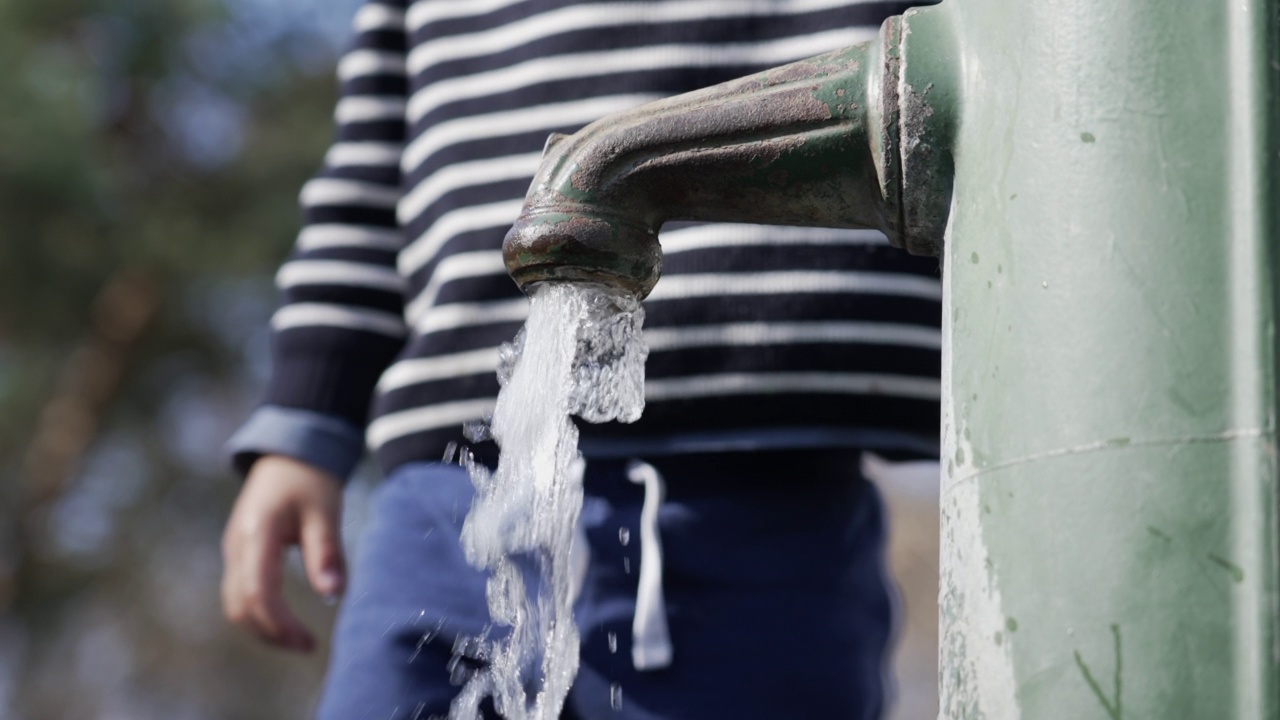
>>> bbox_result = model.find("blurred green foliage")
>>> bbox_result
[0,0,361,716]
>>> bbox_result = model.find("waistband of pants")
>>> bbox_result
[581,448,864,501]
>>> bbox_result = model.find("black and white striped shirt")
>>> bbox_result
[260,0,942,475]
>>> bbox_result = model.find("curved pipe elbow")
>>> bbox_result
[504,10,956,299]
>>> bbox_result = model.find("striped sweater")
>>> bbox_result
[260,0,943,476]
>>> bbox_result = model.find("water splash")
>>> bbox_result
[450,283,647,720]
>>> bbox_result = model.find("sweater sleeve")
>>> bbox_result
[226,405,367,481]
[260,0,409,434]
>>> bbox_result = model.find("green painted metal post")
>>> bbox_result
[926,1,1280,717]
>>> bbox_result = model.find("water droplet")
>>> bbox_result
[607,632,618,654]
[462,419,491,443]
[408,623,441,664]
[618,527,630,546]
[623,557,631,574]
[447,655,473,686]
[610,683,624,711]
[1042,281,1049,288]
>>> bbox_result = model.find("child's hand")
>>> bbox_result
[220,454,346,653]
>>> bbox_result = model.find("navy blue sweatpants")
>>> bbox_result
[316,451,893,720]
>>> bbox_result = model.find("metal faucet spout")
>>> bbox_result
[503,13,952,298]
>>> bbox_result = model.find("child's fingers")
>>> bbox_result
[222,514,315,652]
[300,504,346,600]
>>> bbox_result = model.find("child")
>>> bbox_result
[222,1,940,718]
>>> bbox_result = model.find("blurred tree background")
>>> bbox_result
[0,1,945,717]
[0,0,365,716]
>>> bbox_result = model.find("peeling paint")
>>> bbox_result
[940,206,1021,720]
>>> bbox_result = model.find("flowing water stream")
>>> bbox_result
[449,282,647,720]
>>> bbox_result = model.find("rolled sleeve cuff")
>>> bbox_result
[226,405,366,482]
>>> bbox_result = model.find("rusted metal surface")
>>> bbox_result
[875,16,906,248]
[503,16,954,298]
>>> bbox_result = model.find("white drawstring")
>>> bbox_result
[626,460,673,670]
[569,457,589,604]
